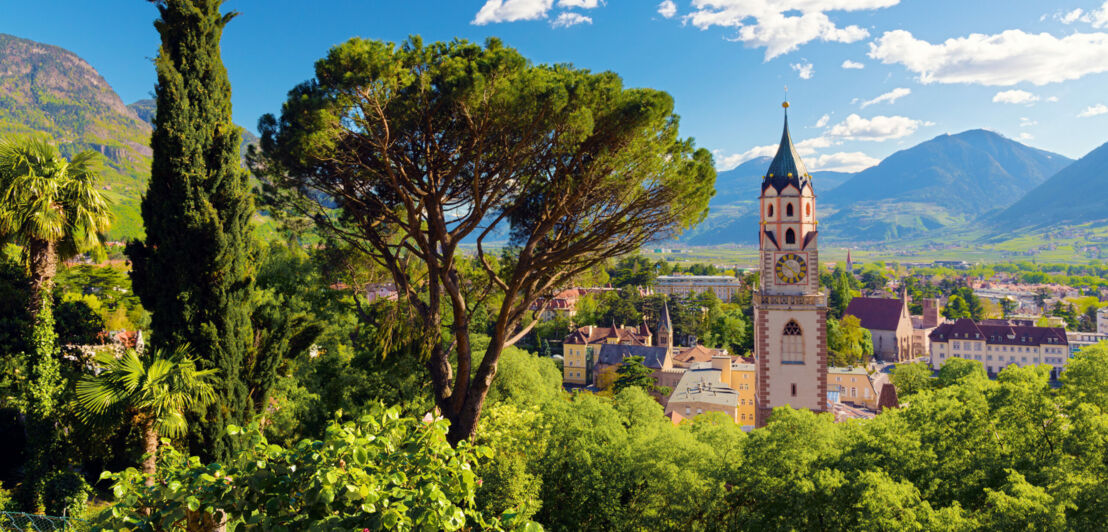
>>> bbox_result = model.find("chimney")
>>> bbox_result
[712,355,733,387]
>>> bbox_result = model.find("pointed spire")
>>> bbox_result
[763,100,812,194]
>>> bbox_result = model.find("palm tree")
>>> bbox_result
[0,137,112,316]
[77,346,217,485]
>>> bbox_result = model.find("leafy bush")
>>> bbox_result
[94,407,535,531]
[43,470,91,519]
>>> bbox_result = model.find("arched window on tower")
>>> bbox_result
[782,320,804,364]
[785,228,796,244]
[806,202,811,216]
[786,203,794,217]
[767,204,774,218]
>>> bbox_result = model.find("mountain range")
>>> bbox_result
[2,33,1106,245]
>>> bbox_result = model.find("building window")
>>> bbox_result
[786,203,794,217]
[791,383,797,396]
[785,228,796,244]
[782,320,804,363]
[685,407,690,416]
[806,202,811,216]
[768,204,774,217]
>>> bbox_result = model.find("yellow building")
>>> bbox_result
[826,366,880,410]
[562,323,652,386]
[665,356,758,431]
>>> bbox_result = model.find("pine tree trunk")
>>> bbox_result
[142,415,158,487]
[27,238,56,319]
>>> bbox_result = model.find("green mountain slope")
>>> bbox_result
[990,141,1108,231]
[821,129,1071,241]
[0,33,152,239]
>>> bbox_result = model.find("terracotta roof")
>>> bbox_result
[928,318,1068,347]
[673,345,728,366]
[563,325,650,346]
[845,297,906,331]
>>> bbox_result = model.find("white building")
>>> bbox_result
[655,275,742,301]
[929,318,1069,379]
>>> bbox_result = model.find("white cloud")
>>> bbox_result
[1060,8,1086,24]
[827,114,925,141]
[551,12,593,27]
[791,61,814,79]
[815,114,830,127]
[1078,103,1108,117]
[1019,117,1037,127]
[808,151,880,172]
[868,29,1108,86]
[473,0,554,24]
[1018,132,1034,142]
[992,89,1039,105]
[1056,2,1108,28]
[558,0,602,7]
[658,0,677,18]
[684,0,899,60]
[841,59,865,69]
[715,144,777,170]
[859,87,910,108]
[1047,96,1060,102]
[473,0,601,25]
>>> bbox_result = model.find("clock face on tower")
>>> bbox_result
[775,253,808,284]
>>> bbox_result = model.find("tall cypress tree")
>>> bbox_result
[128,0,255,462]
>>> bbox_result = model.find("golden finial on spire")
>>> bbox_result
[783,85,789,109]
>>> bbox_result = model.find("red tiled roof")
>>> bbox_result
[845,297,906,331]
[928,318,1068,347]
[673,345,727,365]
[563,325,650,346]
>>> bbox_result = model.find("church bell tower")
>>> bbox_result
[754,101,828,426]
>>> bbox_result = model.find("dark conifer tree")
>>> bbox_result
[127,0,256,462]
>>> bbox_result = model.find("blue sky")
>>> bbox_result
[3,0,1108,172]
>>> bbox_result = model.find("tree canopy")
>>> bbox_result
[252,36,715,443]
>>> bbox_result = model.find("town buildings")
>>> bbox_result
[654,275,742,301]
[665,356,757,430]
[910,298,943,359]
[1067,331,1108,357]
[827,366,881,410]
[844,295,914,362]
[752,102,828,426]
[928,318,1069,378]
[562,302,674,386]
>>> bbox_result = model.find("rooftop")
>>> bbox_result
[929,318,1068,347]
[667,368,740,408]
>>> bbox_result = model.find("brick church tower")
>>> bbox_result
[754,101,828,427]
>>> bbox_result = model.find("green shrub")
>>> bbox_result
[43,470,91,519]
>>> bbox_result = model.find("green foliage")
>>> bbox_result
[76,347,218,441]
[53,299,104,345]
[19,295,62,511]
[706,306,749,355]
[613,356,658,394]
[827,265,856,319]
[942,287,985,321]
[826,315,874,367]
[127,0,259,463]
[1060,342,1108,411]
[254,34,715,444]
[607,256,658,288]
[892,362,934,398]
[94,411,517,531]
[42,470,91,520]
